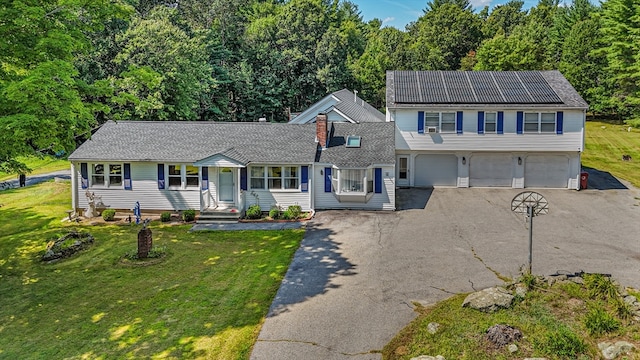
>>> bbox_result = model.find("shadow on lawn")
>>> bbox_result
[582,166,628,190]
[266,221,355,317]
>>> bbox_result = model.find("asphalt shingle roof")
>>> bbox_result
[318,122,395,168]
[69,121,318,164]
[331,89,386,123]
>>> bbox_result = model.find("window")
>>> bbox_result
[168,165,182,187]
[524,112,556,133]
[250,166,300,190]
[485,112,497,133]
[425,112,456,133]
[331,168,373,194]
[109,164,122,187]
[92,164,105,187]
[166,164,199,189]
[185,166,199,187]
[346,135,361,148]
[90,163,123,188]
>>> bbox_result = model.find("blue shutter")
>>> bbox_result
[497,111,504,134]
[556,111,564,134]
[124,163,132,190]
[201,167,208,190]
[374,168,382,193]
[301,166,309,192]
[516,111,524,134]
[418,111,425,134]
[456,111,463,134]
[157,164,165,189]
[324,167,332,192]
[240,167,247,191]
[477,111,485,134]
[80,163,88,189]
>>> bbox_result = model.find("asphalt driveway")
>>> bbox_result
[251,183,640,359]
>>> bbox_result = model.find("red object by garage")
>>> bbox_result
[580,172,589,189]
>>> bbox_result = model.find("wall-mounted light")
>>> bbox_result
[462,156,466,165]
[320,169,323,175]
[518,157,522,165]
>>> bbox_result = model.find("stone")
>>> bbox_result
[485,324,522,347]
[524,358,548,360]
[508,344,518,353]
[546,274,567,286]
[599,341,636,359]
[463,287,514,313]
[427,322,440,334]
[515,284,527,298]
[624,295,637,305]
[410,356,445,360]
[569,276,584,285]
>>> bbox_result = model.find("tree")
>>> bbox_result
[483,0,526,38]
[425,0,472,12]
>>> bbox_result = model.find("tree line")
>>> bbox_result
[1,0,639,173]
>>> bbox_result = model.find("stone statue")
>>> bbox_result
[84,190,107,218]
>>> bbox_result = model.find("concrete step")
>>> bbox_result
[197,210,241,224]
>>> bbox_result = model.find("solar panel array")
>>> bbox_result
[393,70,563,104]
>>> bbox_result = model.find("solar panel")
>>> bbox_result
[394,71,422,103]
[443,71,476,103]
[417,71,449,103]
[493,72,534,103]
[518,71,563,103]
[468,72,505,103]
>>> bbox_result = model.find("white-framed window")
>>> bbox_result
[485,112,497,133]
[90,163,122,188]
[425,112,456,133]
[331,168,374,194]
[524,112,556,133]
[167,164,199,189]
[250,166,300,190]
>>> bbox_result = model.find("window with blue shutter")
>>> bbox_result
[374,168,382,193]
[201,167,208,190]
[497,111,504,134]
[556,111,564,134]
[516,111,524,134]
[124,163,132,190]
[418,111,425,134]
[240,168,247,191]
[157,164,165,189]
[456,111,463,134]
[301,166,309,192]
[324,167,332,192]
[477,111,485,134]
[80,163,88,189]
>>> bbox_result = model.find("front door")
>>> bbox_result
[218,167,234,203]
[397,156,409,186]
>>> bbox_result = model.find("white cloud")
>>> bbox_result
[382,16,396,24]
[470,0,493,9]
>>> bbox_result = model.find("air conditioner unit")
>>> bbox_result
[427,127,438,133]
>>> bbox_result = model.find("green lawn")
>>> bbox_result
[0,181,304,359]
[583,120,640,188]
[0,156,70,182]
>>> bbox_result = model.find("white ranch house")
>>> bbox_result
[68,70,588,217]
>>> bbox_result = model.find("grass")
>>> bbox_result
[0,156,70,182]
[583,120,640,188]
[383,277,640,360]
[0,181,304,359]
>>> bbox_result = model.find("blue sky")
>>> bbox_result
[350,0,540,29]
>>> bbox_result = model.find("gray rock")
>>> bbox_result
[463,287,514,313]
[624,295,637,305]
[546,274,567,285]
[508,344,518,353]
[410,356,445,360]
[515,284,527,298]
[569,276,584,285]
[427,322,440,334]
[524,358,548,360]
[599,341,636,359]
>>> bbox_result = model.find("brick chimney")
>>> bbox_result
[316,113,328,148]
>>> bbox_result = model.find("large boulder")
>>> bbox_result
[462,287,514,313]
[598,341,636,360]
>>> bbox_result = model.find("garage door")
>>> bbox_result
[470,154,513,187]
[414,154,458,187]
[525,155,568,188]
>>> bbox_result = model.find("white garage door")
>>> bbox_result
[525,155,568,188]
[414,154,458,187]
[470,154,513,187]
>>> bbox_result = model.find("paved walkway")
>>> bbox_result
[1,170,71,190]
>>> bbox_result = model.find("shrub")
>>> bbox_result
[182,209,196,222]
[269,207,280,219]
[284,205,302,220]
[519,272,537,290]
[535,325,586,357]
[584,273,619,300]
[102,209,116,221]
[245,205,262,219]
[584,303,621,335]
[124,246,167,260]
[160,212,172,222]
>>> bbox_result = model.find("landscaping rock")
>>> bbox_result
[624,295,637,306]
[485,324,522,348]
[546,274,567,285]
[599,341,636,359]
[515,284,527,298]
[463,287,514,313]
[41,231,94,262]
[508,343,518,353]
[427,322,440,334]
[410,356,445,360]
[524,358,548,360]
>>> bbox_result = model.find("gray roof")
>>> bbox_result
[69,121,318,164]
[318,122,395,167]
[386,70,588,109]
[331,89,386,122]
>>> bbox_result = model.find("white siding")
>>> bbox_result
[313,166,395,210]
[245,190,311,211]
[74,162,200,212]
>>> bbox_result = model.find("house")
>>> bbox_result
[288,89,385,124]
[386,70,588,189]
[67,117,395,216]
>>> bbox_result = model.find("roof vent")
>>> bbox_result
[258,117,267,122]
[346,135,361,148]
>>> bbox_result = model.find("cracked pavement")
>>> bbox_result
[252,186,640,359]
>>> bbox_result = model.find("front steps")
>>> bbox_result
[196,208,242,224]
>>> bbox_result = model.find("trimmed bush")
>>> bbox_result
[245,205,262,219]
[269,207,280,219]
[102,209,116,221]
[160,212,172,222]
[284,205,302,220]
[182,209,196,222]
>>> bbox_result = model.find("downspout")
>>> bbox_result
[70,162,77,215]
